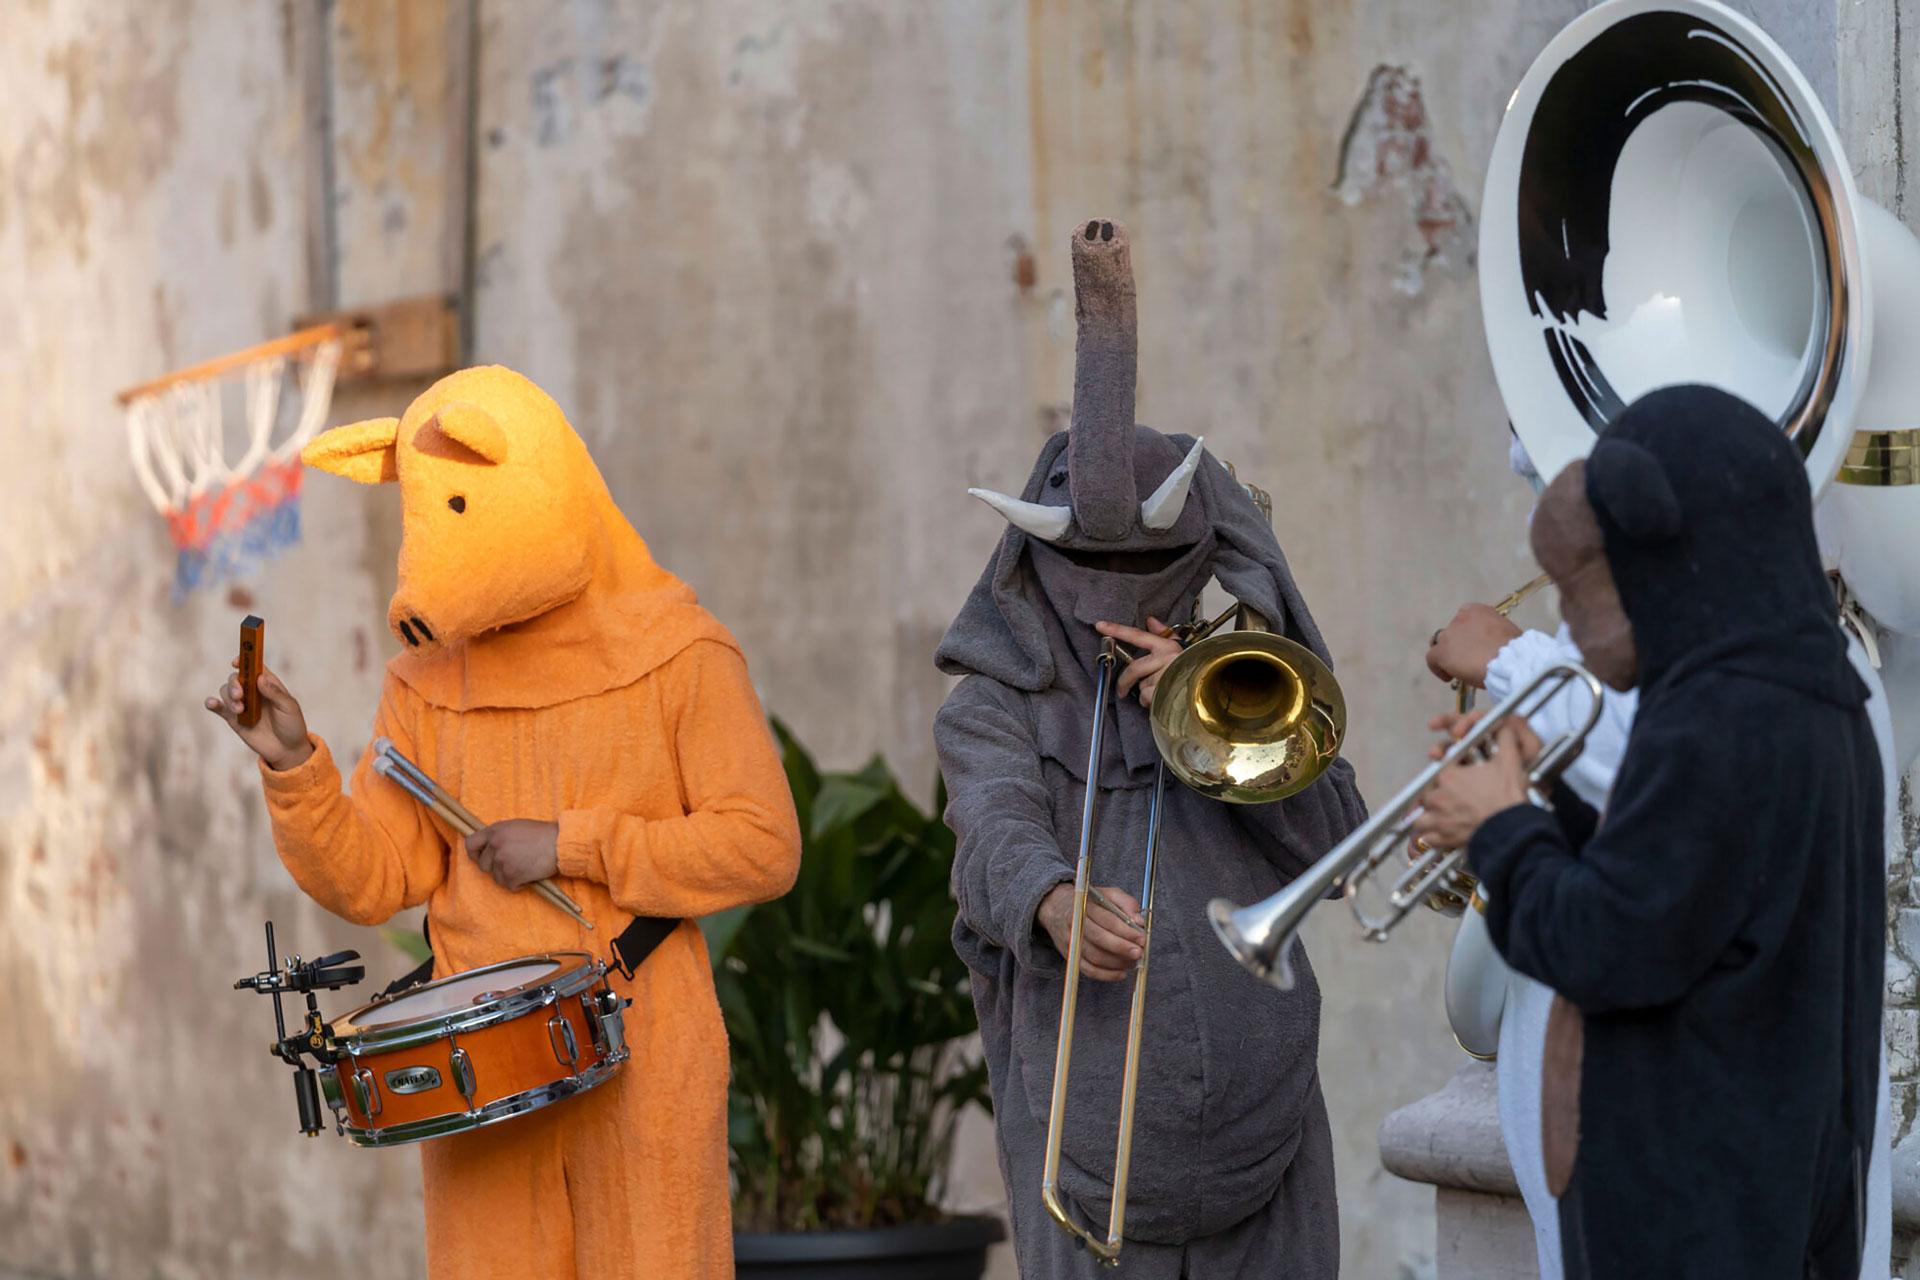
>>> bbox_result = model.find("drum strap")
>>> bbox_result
[609,914,678,981]
[379,916,437,999]
[376,913,680,998]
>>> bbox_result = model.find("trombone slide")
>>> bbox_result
[1040,641,1164,1264]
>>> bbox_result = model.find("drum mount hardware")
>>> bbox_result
[232,920,367,1136]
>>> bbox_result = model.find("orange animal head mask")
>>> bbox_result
[303,366,601,652]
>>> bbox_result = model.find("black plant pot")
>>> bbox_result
[734,1214,1006,1280]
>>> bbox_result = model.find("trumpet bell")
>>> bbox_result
[1150,631,1345,803]
[1207,895,1301,989]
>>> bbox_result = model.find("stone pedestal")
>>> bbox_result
[1380,1060,1920,1278]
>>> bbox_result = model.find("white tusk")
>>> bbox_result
[1140,437,1205,531]
[968,487,1073,542]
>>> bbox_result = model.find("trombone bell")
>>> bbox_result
[1150,631,1346,804]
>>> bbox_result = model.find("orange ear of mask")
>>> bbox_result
[303,417,400,484]
[425,400,510,466]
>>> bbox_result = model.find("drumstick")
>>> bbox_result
[371,757,593,931]
[374,736,486,832]
[372,738,588,920]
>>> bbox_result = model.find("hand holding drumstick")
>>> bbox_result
[371,742,591,930]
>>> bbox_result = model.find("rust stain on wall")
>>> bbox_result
[1333,65,1474,296]
[16,18,185,260]
[31,711,65,791]
[335,0,450,185]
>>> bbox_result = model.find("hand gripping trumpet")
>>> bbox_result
[1209,663,1604,988]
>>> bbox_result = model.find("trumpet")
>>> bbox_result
[1041,600,1346,1263]
[1209,663,1604,989]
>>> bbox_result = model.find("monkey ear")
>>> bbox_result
[1585,438,1681,545]
[303,418,400,484]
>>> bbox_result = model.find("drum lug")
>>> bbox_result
[594,989,631,1061]
[581,993,608,1055]
[547,1012,579,1069]
[350,1066,382,1118]
[449,1045,477,1105]
[318,1064,345,1116]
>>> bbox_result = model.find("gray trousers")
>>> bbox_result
[993,1083,1340,1279]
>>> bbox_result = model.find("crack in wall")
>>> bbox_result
[1333,65,1476,297]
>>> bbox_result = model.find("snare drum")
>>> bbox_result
[319,952,630,1147]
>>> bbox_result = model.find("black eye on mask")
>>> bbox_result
[448,495,467,514]
[1049,472,1066,489]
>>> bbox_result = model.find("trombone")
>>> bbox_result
[1041,598,1346,1263]
[1209,663,1604,989]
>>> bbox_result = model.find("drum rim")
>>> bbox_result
[334,951,606,1053]
[339,1052,628,1148]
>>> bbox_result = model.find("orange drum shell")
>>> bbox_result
[335,991,609,1133]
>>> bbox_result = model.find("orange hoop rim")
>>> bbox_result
[115,322,348,407]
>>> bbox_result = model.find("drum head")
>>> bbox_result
[337,953,589,1036]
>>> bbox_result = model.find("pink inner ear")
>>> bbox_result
[414,417,500,467]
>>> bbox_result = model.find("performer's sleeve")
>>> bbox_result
[934,679,1073,977]
[1484,626,1636,807]
[555,641,801,917]
[1467,686,1762,1013]
[1544,779,1600,850]
[257,674,448,925]
[1230,756,1368,883]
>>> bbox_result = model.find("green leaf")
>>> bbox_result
[809,777,890,842]
[379,925,432,965]
[787,935,856,963]
[714,743,985,1231]
[699,905,753,971]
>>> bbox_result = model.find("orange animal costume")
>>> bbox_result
[258,366,799,1279]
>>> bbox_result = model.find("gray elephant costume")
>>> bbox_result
[934,221,1366,1278]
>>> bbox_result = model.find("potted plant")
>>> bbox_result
[702,722,1004,1279]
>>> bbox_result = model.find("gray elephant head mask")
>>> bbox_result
[938,220,1338,762]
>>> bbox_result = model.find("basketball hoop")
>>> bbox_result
[119,325,343,599]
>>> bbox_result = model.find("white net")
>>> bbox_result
[121,335,343,596]
[125,338,342,520]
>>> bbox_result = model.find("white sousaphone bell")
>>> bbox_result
[1482,0,1920,623]
[1450,0,1920,1057]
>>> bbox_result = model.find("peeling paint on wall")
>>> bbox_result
[1334,65,1476,297]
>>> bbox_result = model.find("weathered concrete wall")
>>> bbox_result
[467,3,1579,1275]
[0,2,1588,1277]
[19,2,1909,1279]
[0,3,426,1278]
